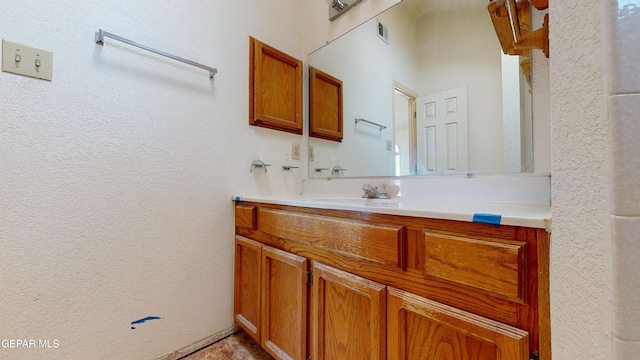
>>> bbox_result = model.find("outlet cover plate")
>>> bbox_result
[2,39,52,81]
[292,143,301,160]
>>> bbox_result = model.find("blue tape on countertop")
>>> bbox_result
[235,196,243,204]
[473,213,502,227]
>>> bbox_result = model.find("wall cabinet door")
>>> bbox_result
[309,67,343,142]
[249,37,303,134]
[387,287,529,360]
[234,236,262,343]
[310,262,386,360]
[261,246,308,360]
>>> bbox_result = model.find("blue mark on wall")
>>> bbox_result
[131,316,161,330]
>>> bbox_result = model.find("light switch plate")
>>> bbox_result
[2,39,52,81]
[309,146,315,161]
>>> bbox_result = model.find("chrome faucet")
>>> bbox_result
[362,184,391,199]
[332,166,347,176]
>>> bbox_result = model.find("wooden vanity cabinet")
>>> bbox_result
[233,202,550,360]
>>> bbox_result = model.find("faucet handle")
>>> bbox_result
[377,184,391,199]
[362,184,378,198]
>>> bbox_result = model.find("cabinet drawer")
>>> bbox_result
[235,205,257,230]
[424,232,526,302]
[259,209,405,269]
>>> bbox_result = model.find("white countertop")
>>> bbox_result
[233,194,551,231]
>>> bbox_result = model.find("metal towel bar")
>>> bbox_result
[355,118,386,131]
[95,29,217,80]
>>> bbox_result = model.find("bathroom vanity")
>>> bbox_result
[233,185,550,360]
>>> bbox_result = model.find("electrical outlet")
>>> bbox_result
[308,146,315,161]
[386,140,393,151]
[292,143,300,160]
[2,40,52,81]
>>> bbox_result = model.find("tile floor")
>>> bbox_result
[181,331,273,360]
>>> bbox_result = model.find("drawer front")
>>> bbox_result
[235,205,257,230]
[259,209,404,269]
[424,232,526,302]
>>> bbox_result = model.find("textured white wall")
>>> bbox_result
[0,1,306,359]
[549,0,614,359]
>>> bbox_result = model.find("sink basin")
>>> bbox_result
[303,197,400,207]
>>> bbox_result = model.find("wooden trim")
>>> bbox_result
[156,324,240,360]
[536,229,551,360]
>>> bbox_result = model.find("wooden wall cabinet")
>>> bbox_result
[249,37,303,134]
[234,203,550,360]
[309,67,343,142]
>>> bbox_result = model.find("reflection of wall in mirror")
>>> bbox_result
[308,1,507,177]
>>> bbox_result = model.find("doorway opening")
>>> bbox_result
[392,82,417,176]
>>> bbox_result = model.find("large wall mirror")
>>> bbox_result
[308,0,533,178]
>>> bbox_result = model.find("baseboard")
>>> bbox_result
[157,323,241,360]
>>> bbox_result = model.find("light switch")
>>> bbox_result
[2,39,52,81]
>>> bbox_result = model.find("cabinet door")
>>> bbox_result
[234,236,262,342]
[261,246,308,360]
[310,262,386,360]
[309,67,343,142]
[387,287,529,360]
[249,37,303,134]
